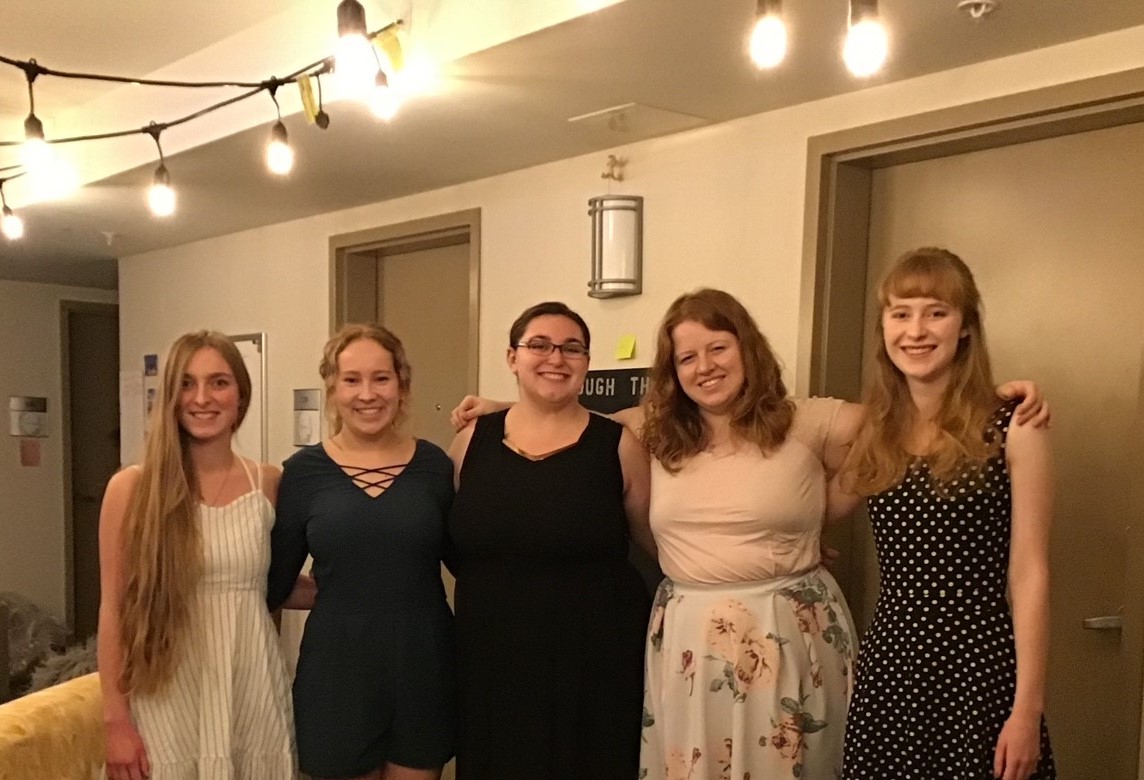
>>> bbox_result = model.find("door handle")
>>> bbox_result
[1081,615,1123,630]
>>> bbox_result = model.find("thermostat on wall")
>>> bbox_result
[9,396,48,437]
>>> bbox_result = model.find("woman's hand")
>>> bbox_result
[996,381,1050,427]
[105,717,151,780]
[993,712,1042,780]
[449,396,510,431]
[282,572,317,610]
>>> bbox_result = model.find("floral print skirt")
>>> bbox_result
[640,569,856,780]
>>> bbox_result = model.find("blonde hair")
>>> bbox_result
[642,289,794,473]
[319,323,412,435]
[119,331,251,695]
[846,248,1000,496]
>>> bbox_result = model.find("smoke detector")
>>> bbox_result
[958,0,999,20]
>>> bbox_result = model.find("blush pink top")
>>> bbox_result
[649,397,843,585]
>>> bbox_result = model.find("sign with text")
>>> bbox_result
[579,367,649,414]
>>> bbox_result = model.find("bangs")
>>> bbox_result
[879,251,972,310]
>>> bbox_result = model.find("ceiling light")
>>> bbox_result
[266,121,294,175]
[369,71,402,121]
[844,0,888,77]
[749,0,787,69]
[20,114,51,174]
[0,181,23,241]
[334,0,380,100]
[145,124,175,217]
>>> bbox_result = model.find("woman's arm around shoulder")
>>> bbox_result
[266,453,314,611]
[97,466,152,780]
[994,418,1053,780]
[619,425,656,560]
[819,400,866,524]
[447,423,476,490]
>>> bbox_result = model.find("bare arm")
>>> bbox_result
[993,418,1054,780]
[618,426,656,561]
[450,396,511,431]
[96,467,151,780]
[823,401,866,523]
[447,424,476,490]
[996,380,1051,427]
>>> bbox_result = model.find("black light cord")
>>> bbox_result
[0,21,398,150]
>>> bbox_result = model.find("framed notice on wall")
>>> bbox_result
[579,367,649,414]
[230,333,268,463]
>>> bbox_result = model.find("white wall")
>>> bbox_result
[0,280,117,619]
[119,25,1144,475]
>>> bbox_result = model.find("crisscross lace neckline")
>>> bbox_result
[333,461,409,498]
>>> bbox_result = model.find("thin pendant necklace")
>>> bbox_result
[203,453,236,506]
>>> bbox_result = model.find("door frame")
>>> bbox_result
[799,66,1144,776]
[328,208,481,394]
[59,299,119,639]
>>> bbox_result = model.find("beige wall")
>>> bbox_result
[119,24,1144,476]
[0,281,117,619]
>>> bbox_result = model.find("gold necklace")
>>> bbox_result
[203,454,236,506]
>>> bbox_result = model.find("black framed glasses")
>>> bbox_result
[514,339,589,359]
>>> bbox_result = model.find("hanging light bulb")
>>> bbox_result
[0,181,23,241]
[334,0,379,100]
[369,71,402,121]
[148,165,176,217]
[1,206,24,241]
[266,121,294,175]
[749,0,787,69]
[20,114,52,174]
[844,0,888,77]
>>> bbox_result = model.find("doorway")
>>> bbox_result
[61,301,120,641]
[804,70,1144,779]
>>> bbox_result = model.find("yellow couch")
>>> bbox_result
[0,672,104,780]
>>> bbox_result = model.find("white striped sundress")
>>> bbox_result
[126,459,297,779]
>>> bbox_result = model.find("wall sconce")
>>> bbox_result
[588,194,643,298]
[588,155,642,298]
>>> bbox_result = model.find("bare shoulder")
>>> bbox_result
[618,424,649,462]
[609,405,646,436]
[103,465,142,504]
[448,422,476,465]
[259,462,283,503]
[1005,413,1052,462]
[829,401,866,444]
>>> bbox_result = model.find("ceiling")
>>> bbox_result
[2,0,1142,290]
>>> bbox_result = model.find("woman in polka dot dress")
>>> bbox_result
[837,247,1056,780]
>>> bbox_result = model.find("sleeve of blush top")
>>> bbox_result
[266,451,312,611]
[791,396,845,460]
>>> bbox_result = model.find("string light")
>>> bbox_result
[145,124,176,218]
[0,179,24,241]
[749,0,787,69]
[844,0,889,77]
[334,0,380,100]
[265,86,294,175]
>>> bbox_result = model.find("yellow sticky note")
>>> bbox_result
[615,335,636,360]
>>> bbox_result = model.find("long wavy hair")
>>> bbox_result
[119,331,251,695]
[846,248,1000,496]
[642,288,794,473]
[319,323,413,435]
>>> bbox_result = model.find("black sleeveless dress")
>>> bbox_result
[448,410,650,779]
[843,402,1056,778]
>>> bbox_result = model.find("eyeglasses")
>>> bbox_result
[514,339,590,359]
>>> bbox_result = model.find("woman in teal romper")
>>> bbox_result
[268,324,455,780]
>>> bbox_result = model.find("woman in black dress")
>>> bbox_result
[837,248,1056,780]
[268,324,455,780]
[446,301,655,780]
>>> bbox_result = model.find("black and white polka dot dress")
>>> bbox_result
[843,402,1056,778]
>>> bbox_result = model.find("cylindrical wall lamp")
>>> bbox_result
[588,194,643,298]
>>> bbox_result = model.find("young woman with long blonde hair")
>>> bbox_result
[839,248,1056,780]
[97,330,296,780]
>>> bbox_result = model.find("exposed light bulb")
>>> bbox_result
[844,18,888,77]
[266,122,294,175]
[369,73,402,121]
[20,137,52,173]
[148,165,176,217]
[749,13,787,69]
[23,156,79,203]
[335,33,379,99]
[1,207,23,240]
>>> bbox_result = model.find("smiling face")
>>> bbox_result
[332,337,405,440]
[507,313,590,404]
[670,319,745,416]
[882,294,968,389]
[178,347,242,442]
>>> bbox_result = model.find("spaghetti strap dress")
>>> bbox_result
[126,458,297,780]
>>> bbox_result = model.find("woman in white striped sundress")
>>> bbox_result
[97,331,299,780]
